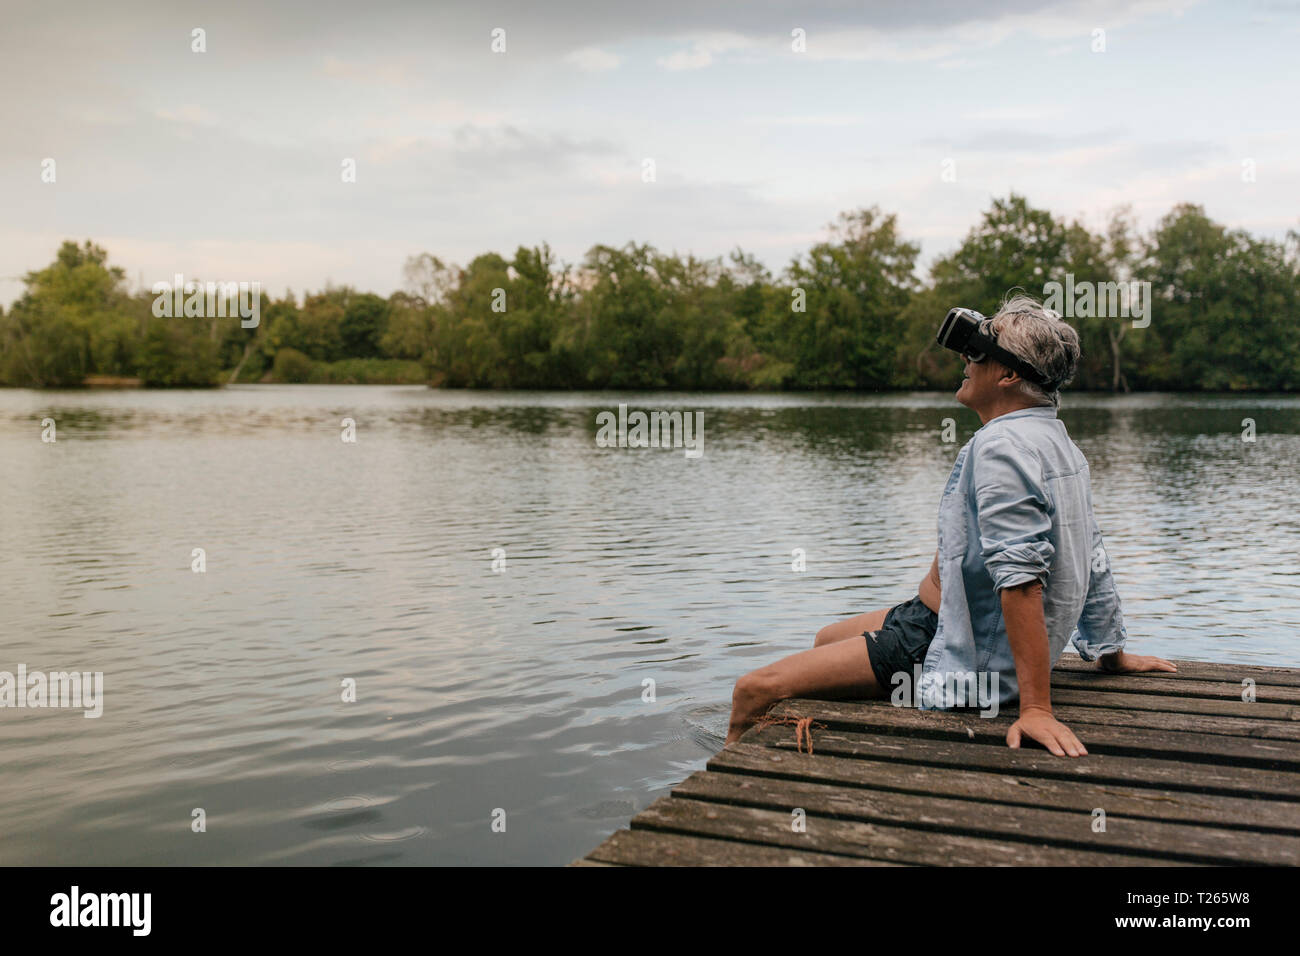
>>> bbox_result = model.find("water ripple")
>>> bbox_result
[1,386,1298,864]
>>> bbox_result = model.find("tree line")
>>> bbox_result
[2,193,1297,391]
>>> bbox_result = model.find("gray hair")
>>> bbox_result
[989,293,1081,408]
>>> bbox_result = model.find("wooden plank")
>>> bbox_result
[1055,653,1300,687]
[745,725,1300,800]
[709,743,1300,833]
[1050,687,1299,721]
[1046,703,1300,741]
[1049,672,1300,704]
[766,698,1300,770]
[585,827,890,867]
[630,796,1176,866]
[671,770,1299,865]
[576,657,1300,866]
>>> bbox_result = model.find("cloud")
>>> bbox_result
[962,107,1065,123]
[0,0,1288,311]
[656,33,753,70]
[742,114,867,127]
[919,126,1130,153]
[787,0,1202,63]
[321,55,422,87]
[154,104,220,127]
[564,46,621,72]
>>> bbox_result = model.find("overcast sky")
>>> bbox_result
[2,0,1297,305]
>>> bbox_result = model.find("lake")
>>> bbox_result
[1,386,1297,865]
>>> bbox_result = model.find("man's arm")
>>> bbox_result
[972,435,1089,758]
[1002,581,1087,757]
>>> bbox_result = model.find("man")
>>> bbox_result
[725,294,1175,757]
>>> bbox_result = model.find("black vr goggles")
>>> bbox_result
[936,308,1058,390]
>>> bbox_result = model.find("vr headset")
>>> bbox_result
[936,308,1058,390]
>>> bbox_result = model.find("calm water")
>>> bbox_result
[1,386,1298,865]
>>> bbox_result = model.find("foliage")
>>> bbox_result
[271,347,315,383]
[5,201,1298,392]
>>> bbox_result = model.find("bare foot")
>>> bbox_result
[725,679,773,746]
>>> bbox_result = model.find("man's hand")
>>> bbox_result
[1006,704,1088,757]
[1000,582,1087,756]
[1099,649,1177,674]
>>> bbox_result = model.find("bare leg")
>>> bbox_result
[725,637,885,746]
[812,607,891,647]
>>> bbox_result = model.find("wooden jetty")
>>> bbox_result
[574,654,1300,866]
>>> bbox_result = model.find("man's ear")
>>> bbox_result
[996,365,1021,388]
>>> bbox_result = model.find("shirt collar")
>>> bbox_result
[976,405,1057,432]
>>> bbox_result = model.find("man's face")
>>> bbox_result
[956,353,1007,410]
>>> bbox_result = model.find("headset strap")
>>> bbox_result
[968,330,1058,389]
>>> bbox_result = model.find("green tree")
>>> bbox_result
[137,312,220,386]
[293,288,349,361]
[780,207,920,388]
[272,347,315,383]
[1058,208,1142,392]
[930,194,1068,314]
[1145,205,1300,390]
[340,293,389,358]
[574,243,679,387]
[430,253,509,386]
[1,240,133,386]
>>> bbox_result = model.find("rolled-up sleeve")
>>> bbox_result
[973,436,1054,591]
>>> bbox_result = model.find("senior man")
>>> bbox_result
[725,295,1175,756]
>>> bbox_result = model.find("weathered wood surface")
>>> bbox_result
[574,654,1300,866]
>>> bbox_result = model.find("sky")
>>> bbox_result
[2,0,1298,305]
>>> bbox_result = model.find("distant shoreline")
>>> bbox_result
[12,378,1295,394]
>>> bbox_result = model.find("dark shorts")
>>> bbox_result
[863,596,939,691]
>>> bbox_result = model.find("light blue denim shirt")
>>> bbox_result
[916,406,1129,711]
